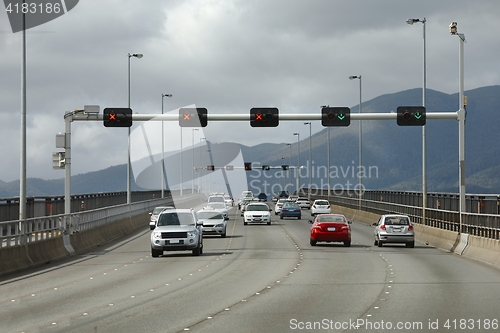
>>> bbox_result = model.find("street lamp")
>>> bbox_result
[349,75,362,210]
[407,17,427,225]
[450,21,466,234]
[293,132,300,195]
[287,143,292,192]
[192,128,199,193]
[127,53,143,204]
[199,137,206,193]
[161,93,172,198]
[304,122,312,200]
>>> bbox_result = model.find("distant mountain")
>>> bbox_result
[1,85,499,197]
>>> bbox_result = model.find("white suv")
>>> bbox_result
[151,209,203,257]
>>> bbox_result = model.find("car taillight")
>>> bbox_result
[380,225,386,230]
[294,209,300,212]
[408,225,413,231]
[327,205,330,209]
[312,205,316,209]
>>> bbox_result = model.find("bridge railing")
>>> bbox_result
[0,197,173,248]
[314,194,500,240]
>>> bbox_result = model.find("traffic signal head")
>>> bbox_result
[244,162,252,171]
[179,108,208,127]
[281,165,289,170]
[250,107,279,127]
[321,107,350,126]
[397,106,426,126]
[103,108,132,127]
[207,165,215,171]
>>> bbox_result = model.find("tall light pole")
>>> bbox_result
[304,122,312,200]
[349,75,362,210]
[407,17,427,226]
[450,21,466,234]
[127,53,143,204]
[293,132,300,194]
[180,128,183,196]
[161,93,172,198]
[200,137,206,193]
[287,143,292,192]
[192,128,199,193]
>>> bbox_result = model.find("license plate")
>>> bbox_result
[392,228,402,232]
[169,239,179,244]
[204,228,213,232]
[327,227,336,231]
[254,218,261,221]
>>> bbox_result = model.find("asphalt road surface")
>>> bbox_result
[1,203,499,333]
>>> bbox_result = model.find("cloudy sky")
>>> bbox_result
[1,0,499,183]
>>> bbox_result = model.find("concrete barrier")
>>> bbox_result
[462,235,500,267]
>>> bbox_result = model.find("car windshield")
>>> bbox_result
[317,215,345,223]
[208,196,224,203]
[208,203,225,210]
[197,211,223,220]
[315,201,329,205]
[282,203,299,208]
[246,204,268,211]
[152,207,171,215]
[384,216,410,225]
[157,212,194,226]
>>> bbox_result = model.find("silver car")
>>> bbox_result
[373,214,415,248]
[197,208,227,238]
[151,209,203,257]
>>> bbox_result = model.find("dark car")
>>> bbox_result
[277,191,289,199]
[257,193,267,201]
[280,201,301,220]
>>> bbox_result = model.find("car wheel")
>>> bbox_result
[344,241,351,247]
[192,244,202,256]
[310,239,316,246]
[298,215,301,220]
[280,215,283,220]
[374,240,378,246]
[406,241,415,248]
[244,221,248,225]
[151,248,162,258]
[377,240,383,247]
[267,221,271,225]
[221,229,227,238]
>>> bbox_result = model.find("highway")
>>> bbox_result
[1,203,499,333]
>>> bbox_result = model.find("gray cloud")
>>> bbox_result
[0,0,499,183]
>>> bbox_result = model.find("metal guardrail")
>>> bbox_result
[0,198,172,248]
[314,194,500,240]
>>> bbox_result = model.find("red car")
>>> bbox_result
[309,214,351,247]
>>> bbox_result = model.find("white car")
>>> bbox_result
[274,199,288,215]
[244,202,272,225]
[197,208,227,238]
[206,202,229,220]
[224,195,234,207]
[311,200,331,216]
[296,197,311,209]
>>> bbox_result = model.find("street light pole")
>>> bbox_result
[192,128,199,193]
[304,122,312,200]
[407,17,427,226]
[450,22,466,234]
[349,75,362,210]
[161,93,172,198]
[127,53,143,204]
[293,132,300,195]
[287,143,292,193]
